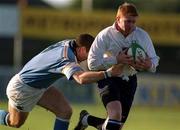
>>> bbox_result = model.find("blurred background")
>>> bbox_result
[0,0,180,129]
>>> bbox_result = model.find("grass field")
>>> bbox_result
[0,102,180,130]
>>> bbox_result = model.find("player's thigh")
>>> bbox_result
[120,76,137,123]
[98,78,123,120]
[37,86,72,118]
[8,104,29,127]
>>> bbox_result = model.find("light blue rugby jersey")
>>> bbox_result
[19,40,83,89]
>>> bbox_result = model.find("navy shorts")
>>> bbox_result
[97,75,137,123]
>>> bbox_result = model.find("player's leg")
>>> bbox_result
[8,105,29,127]
[120,75,137,129]
[74,110,105,130]
[0,74,35,128]
[102,101,123,130]
[74,102,122,130]
[0,106,29,128]
[37,86,72,130]
[74,77,123,130]
[99,77,124,130]
[103,75,137,130]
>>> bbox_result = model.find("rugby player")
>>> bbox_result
[0,34,123,130]
[75,3,159,130]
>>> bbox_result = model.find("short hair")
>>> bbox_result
[75,34,94,51]
[116,2,138,17]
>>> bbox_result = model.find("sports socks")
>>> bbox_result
[86,115,105,129]
[83,115,122,130]
[53,117,69,130]
[0,110,8,126]
[102,118,122,130]
[102,119,122,130]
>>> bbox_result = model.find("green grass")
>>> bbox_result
[0,102,180,130]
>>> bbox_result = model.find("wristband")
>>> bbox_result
[106,69,112,77]
[103,71,108,79]
[103,70,112,79]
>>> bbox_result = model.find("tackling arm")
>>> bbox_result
[73,71,105,84]
[73,64,124,85]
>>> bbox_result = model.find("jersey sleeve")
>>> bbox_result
[59,45,83,80]
[138,30,160,72]
[62,62,83,80]
[88,29,117,71]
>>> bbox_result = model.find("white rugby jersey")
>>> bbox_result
[88,23,160,76]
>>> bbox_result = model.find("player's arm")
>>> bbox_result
[73,71,106,84]
[142,33,160,72]
[88,35,117,71]
[73,64,123,85]
[130,56,152,71]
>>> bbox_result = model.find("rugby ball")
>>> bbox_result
[127,42,146,61]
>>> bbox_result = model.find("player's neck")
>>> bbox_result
[115,22,134,37]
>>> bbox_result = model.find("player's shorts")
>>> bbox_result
[6,74,46,112]
[97,75,137,123]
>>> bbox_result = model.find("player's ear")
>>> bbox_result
[116,16,120,21]
[116,15,122,20]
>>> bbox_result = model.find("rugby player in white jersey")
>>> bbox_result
[75,3,160,130]
[0,34,124,130]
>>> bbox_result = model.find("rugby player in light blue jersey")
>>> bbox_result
[0,34,124,130]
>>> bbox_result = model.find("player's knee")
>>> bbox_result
[107,101,122,120]
[108,108,122,120]
[55,105,73,119]
[63,106,73,118]
[9,119,25,128]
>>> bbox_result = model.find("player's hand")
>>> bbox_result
[116,50,133,65]
[107,64,124,77]
[131,57,152,71]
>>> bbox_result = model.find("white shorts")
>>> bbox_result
[6,74,46,112]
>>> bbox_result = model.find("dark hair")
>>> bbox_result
[75,34,94,51]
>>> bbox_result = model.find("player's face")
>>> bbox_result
[117,15,137,34]
[76,47,88,62]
